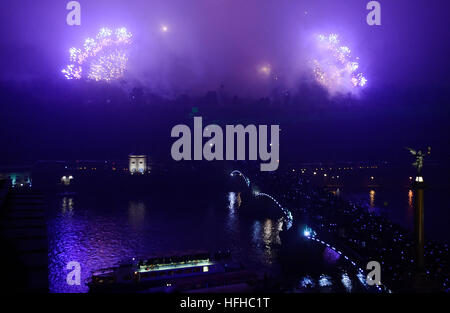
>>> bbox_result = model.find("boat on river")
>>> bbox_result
[87,250,259,293]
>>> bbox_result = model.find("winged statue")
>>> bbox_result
[406,146,431,176]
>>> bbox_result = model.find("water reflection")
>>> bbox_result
[407,189,414,216]
[61,197,74,215]
[128,201,146,230]
[50,189,288,293]
[228,192,236,212]
[226,192,241,236]
[49,196,144,293]
[263,219,273,245]
[330,188,341,197]
[369,189,375,210]
[49,182,380,294]
[252,221,261,243]
[227,192,241,212]
[251,218,283,264]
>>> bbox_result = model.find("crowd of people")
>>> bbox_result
[248,165,449,292]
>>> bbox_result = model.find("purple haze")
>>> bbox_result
[1,0,449,96]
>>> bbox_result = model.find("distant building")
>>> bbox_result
[60,175,73,186]
[129,154,147,174]
[0,168,32,188]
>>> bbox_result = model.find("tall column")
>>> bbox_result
[413,177,425,269]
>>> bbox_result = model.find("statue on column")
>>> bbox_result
[406,146,431,176]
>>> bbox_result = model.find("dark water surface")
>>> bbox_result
[47,172,376,293]
[47,183,286,292]
[338,185,450,242]
[48,166,450,293]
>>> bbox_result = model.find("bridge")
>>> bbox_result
[229,169,293,230]
[230,170,250,187]
[254,192,293,230]
[228,169,390,292]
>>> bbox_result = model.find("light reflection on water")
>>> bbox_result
[49,189,379,293]
[128,201,146,230]
[337,187,426,232]
[48,211,140,293]
[48,191,285,293]
[369,189,375,211]
[251,218,283,265]
[61,197,74,215]
[407,189,414,221]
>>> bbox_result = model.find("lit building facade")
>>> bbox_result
[129,154,147,174]
[0,170,32,188]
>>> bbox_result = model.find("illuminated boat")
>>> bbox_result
[87,250,257,293]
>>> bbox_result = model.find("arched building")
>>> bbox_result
[128,154,148,174]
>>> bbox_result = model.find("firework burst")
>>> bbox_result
[311,33,367,94]
[62,27,133,81]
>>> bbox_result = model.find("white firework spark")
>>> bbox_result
[62,27,133,81]
[311,33,367,94]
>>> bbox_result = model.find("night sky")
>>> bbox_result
[0,0,449,165]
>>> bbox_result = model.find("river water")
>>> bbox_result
[47,173,377,293]
[337,185,450,242]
